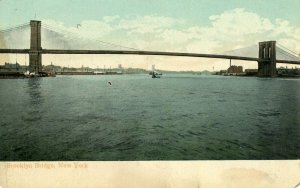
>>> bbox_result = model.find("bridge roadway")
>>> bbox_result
[0,48,300,65]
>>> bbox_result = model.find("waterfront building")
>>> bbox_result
[227,65,243,73]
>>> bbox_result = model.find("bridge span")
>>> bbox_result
[1,48,300,65]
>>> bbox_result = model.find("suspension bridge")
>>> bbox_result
[1,20,300,77]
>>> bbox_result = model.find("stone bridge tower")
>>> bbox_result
[258,41,277,77]
[29,20,42,74]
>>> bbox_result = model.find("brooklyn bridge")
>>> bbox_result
[1,20,300,77]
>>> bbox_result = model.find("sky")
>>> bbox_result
[0,0,300,71]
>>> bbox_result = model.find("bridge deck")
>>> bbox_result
[0,49,299,65]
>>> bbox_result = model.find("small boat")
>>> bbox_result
[151,71,161,78]
[24,71,35,78]
[149,71,162,75]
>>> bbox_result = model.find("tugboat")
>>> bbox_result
[151,71,161,78]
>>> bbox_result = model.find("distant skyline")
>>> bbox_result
[1,0,300,71]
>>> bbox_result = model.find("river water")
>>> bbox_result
[0,74,299,160]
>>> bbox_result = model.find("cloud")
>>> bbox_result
[209,8,274,35]
[103,15,120,23]
[186,40,221,54]
[43,19,113,39]
[117,15,182,34]
[39,9,300,54]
